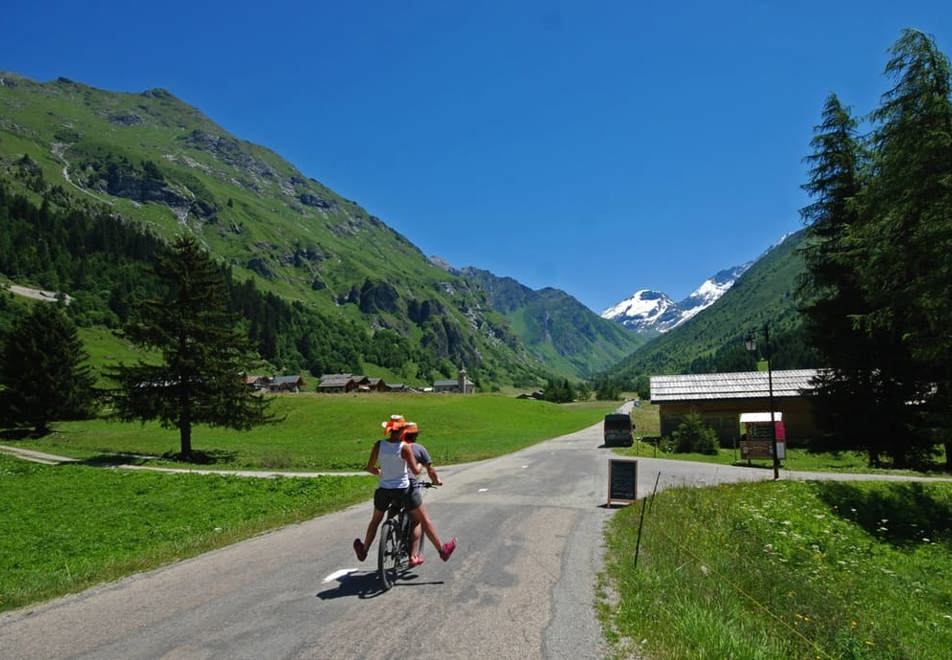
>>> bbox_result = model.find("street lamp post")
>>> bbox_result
[745,322,780,480]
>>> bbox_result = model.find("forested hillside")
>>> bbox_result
[0,73,549,386]
[459,267,644,377]
[605,230,818,386]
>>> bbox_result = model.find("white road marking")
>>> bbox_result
[478,488,488,493]
[521,465,528,469]
[322,569,357,583]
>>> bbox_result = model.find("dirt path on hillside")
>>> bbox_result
[50,142,113,205]
[6,284,72,304]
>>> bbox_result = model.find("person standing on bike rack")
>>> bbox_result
[353,415,457,564]
[401,421,447,567]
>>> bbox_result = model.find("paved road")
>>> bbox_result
[2,412,949,659]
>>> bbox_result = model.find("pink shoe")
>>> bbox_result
[409,555,425,568]
[353,538,367,561]
[439,537,457,562]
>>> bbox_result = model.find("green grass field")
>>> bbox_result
[621,442,935,474]
[0,393,616,613]
[0,453,375,613]
[12,393,618,470]
[620,403,949,476]
[600,480,952,659]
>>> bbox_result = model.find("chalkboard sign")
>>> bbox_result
[607,458,638,505]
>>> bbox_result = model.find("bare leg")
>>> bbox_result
[409,506,443,552]
[410,521,423,559]
[363,509,385,550]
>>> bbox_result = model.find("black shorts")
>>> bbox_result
[373,486,421,512]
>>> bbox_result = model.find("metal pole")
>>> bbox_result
[634,493,649,568]
[765,323,779,480]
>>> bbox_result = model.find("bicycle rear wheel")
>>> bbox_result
[378,520,399,590]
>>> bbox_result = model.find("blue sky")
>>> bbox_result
[3,1,950,311]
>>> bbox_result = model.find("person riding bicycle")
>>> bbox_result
[353,415,456,564]
[402,421,444,567]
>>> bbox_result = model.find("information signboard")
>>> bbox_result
[607,458,638,505]
[740,440,773,459]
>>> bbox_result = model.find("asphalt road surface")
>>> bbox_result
[3,410,947,660]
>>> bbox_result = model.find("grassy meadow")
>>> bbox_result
[621,402,949,476]
[10,393,618,470]
[0,453,376,613]
[600,480,952,659]
[0,393,616,613]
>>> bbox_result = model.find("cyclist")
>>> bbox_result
[353,415,457,564]
[401,421,444,566]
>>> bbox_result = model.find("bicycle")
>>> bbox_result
[378,482,436,591]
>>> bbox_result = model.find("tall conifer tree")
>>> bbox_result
[109,236,274,457]
[0,302,96,433]
[798,94,888,461]
[863,29,952,467]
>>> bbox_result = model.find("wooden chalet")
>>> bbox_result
[650,369,819,445]
[363,377,388,392]
[269,375,305,393]
[244,375,268,391]
[318,373,359,393]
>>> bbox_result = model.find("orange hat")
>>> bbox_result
[382,414,405,433]
[402,422,419,441]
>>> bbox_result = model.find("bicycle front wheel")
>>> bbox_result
[378,520,399,591]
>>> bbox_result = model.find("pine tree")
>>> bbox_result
[796,94,889,462]
[862,29,952,467]
[0,302,96,433]
[108,236,274,457]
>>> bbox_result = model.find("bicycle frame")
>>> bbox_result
[377,483,432,591]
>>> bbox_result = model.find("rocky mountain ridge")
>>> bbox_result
[428,259,644,377]
[0,71,545,384]
[601,252,793,334]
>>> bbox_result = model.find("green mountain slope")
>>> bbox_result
[0,72,546,385]
[459,267,644,377]
[607,230,817,381]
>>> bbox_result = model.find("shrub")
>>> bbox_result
[671,413,719,454]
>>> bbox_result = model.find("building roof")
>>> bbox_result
[319,373,354,387]
[650,369,819,402]
[434,379,459,387]
[272,375,303,386]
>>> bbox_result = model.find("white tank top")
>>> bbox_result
[378,440,409,489]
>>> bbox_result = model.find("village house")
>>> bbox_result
[268,375,305,393]
[317,373,391,393]
[244,375,268,391]
[318,373,360,393]
[650,369,819,446]
[363,377,388,392]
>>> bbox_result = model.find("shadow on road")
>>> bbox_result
[317,570,444,600]
[74,453,153,467]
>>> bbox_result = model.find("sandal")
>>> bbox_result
[353,538,367,562]
[439,537,457,562]
[409,555,425,568]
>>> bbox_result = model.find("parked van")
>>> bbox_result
[603,413,634,447]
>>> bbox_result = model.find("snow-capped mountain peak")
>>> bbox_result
[601,289,682,333]
[602,263,751,334]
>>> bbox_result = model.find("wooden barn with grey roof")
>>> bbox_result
[650,369,819,445]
